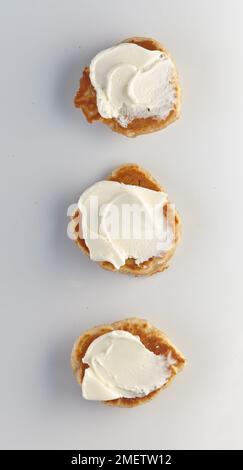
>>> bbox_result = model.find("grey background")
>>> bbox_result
[0,0,243,450]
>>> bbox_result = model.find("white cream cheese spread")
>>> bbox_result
[77,180,175,269]
[82,330,175,401]
[89,43,177,127]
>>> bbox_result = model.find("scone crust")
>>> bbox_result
[71,163,181,276]
[74,36,181,137]
[71,317,186,408]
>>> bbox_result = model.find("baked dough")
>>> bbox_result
[71,163,181,276]
[71,317,186,407]
[74,37,181,137]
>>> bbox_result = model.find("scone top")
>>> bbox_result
[74,38,180,136]
[69,164,181,276]
[72,179,176,270]
[71,317,186,407]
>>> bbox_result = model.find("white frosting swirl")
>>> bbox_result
[77,180,175,269]
[89,43,177,127]
[82,330,175,401]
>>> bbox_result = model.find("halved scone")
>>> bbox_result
[70,163,181,276]
[71,317,186,408]
[74,37,181,137]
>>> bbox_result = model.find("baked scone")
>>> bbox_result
[69,163,181,276]
[74,37,181,137]
[71,317,186,408]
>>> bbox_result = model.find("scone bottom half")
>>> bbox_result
[74,37,181,137]
[70,163,182,277]
[71,317,186,408]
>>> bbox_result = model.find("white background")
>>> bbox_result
[0,0,243,450]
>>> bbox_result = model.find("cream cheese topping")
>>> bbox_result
[89,43,177,127]
[82,330,176,401]
[77,180,175,270]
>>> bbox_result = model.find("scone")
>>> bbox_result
[69,163,181,276]
[74,37,180,137]
[71,317,186,407]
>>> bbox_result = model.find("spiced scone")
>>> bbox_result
[68,164,181,276]
[71,317,186,407]
[74,37,180,137]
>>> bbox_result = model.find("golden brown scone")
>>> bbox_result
[74,37,181,137]
[71,163,181,276]
[71,317,186,408]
